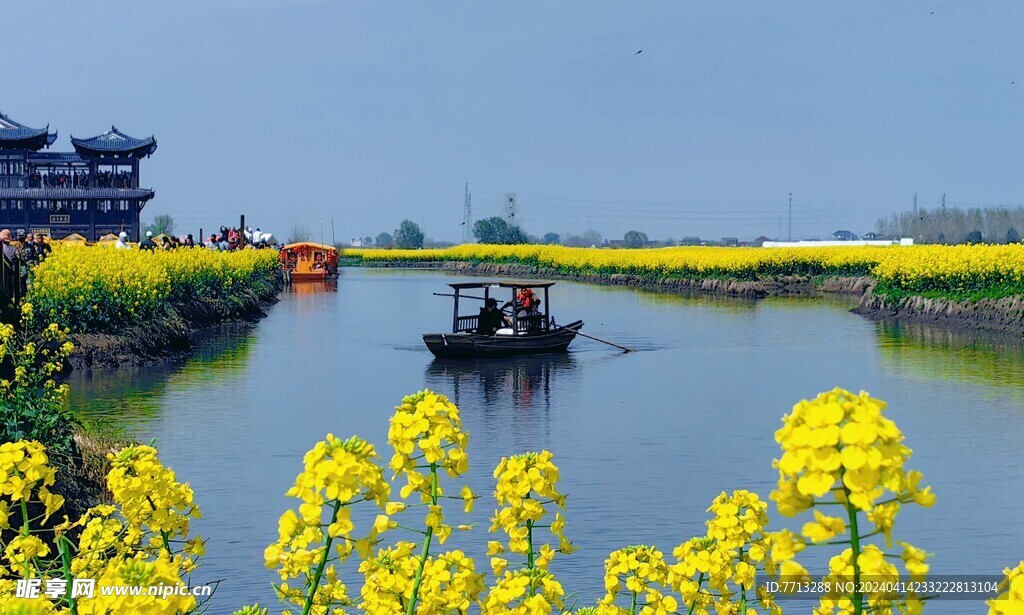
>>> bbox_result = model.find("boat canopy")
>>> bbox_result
[282,242,338,253]
[447,281,557,290]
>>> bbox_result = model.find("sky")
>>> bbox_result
[4,1,1023,242]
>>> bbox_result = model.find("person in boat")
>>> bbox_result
[504,288,540,315]
[477,298,511,335]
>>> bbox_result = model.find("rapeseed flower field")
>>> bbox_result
[345,244,1024,299]
[27,244,280,332]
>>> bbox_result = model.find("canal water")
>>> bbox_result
[68,269,1024,612]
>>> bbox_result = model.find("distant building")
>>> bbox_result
[0,112,156,241]
[832,230,859,241]
[720,237,739,247]
[680,236,701,246]
[862,232,880,240]
[753,235,773,247]
[350,237,375,247]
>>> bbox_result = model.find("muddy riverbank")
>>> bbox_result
[358,259,875,298]
[68,283,282,369]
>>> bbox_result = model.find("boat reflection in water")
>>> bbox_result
[425,353,578,413]
[284,280,338,296]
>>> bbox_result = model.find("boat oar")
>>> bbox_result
[553,323,633,353]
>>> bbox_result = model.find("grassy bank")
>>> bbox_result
[343,244,1024,301]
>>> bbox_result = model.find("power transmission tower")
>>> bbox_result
[504,192,518,225]
[788,192,793,241]
[913,192,918,213]
[462,183,473,243]
[941,193,946,209]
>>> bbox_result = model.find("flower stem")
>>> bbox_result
[687,572,707,615]
[738,546,747,613]
[630,589,638,615]
[19,497,32,577]
[845,489,864,615]
[405,462,438,615]
[302,499,342,615]
[59,535,78,615]
[526,517,536,597]
[526,519,535,569]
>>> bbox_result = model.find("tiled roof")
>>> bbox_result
[71,126,157,156]
[0,187,154,199]
[0,112,57,147]
[27,152,88,164]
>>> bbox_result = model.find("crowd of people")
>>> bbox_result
[119,225,277,252]
[0,229,54,285]
[28,170,134,189]
[0,223,278,265]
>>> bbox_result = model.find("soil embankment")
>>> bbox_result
[361,260,874,299]
[853,290,1024,335]
[68,281,282,369]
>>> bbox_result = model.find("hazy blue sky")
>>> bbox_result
[5,1,1023,242]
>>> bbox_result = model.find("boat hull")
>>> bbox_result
[423,321,583,358]
[285,270,339,282]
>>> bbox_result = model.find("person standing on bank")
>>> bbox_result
[34,234,51,261]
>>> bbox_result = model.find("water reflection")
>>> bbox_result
[67,323,256,423]
[284,280,338,296]
[425,353,578,412]
[62,270,1024,613]
[875,320,1024,400]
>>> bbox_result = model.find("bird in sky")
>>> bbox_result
[635,49,643,55]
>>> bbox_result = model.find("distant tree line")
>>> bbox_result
[876,206,1024,244]
[365,222,661,249]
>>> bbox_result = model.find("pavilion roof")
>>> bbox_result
[0,112,57,150]
[0,187,155,199]
[71,126,157,157]
[27,152,89,165]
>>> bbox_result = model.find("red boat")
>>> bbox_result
[280,242,339,282]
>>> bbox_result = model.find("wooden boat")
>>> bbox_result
[423,281,583,358]
[280,242,339,282]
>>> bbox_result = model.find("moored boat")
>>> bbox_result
[280,242,339,282]
[422,281,583,358]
